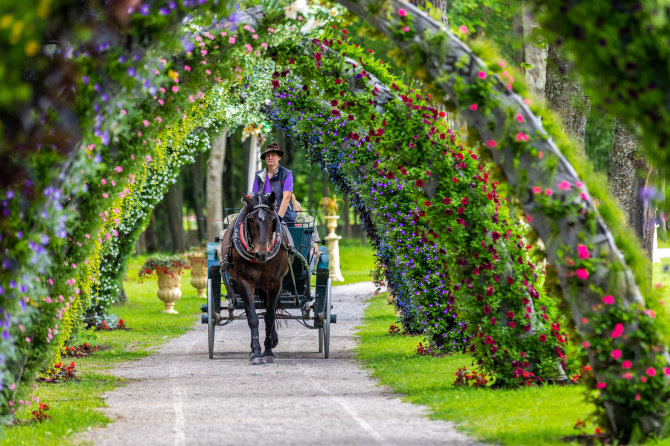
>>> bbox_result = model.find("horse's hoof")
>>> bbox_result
[250,356,265,365]
[264,355,275,364]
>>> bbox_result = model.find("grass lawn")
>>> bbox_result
[0,254,203,445]
[334,238,376,285]
[356,293,596,445]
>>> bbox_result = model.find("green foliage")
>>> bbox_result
[357,293,595,445]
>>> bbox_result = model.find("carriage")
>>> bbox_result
[200,209,336,359]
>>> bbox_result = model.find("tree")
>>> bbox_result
[206,131,228,241]
[609,120,654,261]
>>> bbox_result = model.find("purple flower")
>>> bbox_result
[17,231,22,239]
[19,299,26,311]
[640,186,655,202]
[6,190,14,199]
[2,330,9,340]
[140,4,149,15]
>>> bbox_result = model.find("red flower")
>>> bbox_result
[331,100,338,106]
[443,197,452,205]
[539,334,547,342]
[335,78,343,84]
[348,114,354,121]
[461,197,468,205]
[483,305,492,315]
[507,311,515,319]
[416,179,424,187]
[314,52,322,61]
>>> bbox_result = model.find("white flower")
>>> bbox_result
[285,0,308,20]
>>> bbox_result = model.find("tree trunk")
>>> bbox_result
[308,168,314,213]
[610,119,654,261]
[522,1,547,101]
[190,150,207,242]
[166,182,186,253]
[247,133,260,194]
[207,130,227,241]
[144,213,158,253]
[545,44,590,150]
[116,284,127,304]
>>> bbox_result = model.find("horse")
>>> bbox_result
[219,192,292,364]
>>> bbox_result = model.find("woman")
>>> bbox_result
[251,142,296,226]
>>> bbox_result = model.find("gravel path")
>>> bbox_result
[86,282,479,445]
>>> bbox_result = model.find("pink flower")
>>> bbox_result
[611,323,624,338]
[635,394,641,401]
[458,25,469,34]
[602,295,614,305]
[515,132,529,142]
[398,8,407,16]
[647,368,656,376]
[469,103,478,111]
[576,181,583,188]
[516,114,524,123]
[622,360,632,369]
[545,188,553,196]
[403,27,410,32]
[184,65,191,71]
[623,372,633,380]
[229,37,236,44]
[114,166,123,173]
[611,350,621,360]
[582,341,590,348]
[558,181,571,190]
[596,382,606,389]
[486,140,497,148]
[576,269,589,280]
[577,244,590,259]
[172,86,179,93]
[478,71,486,79]
[531,186,542,194]
[665,368,670,376]
[143,120,149,127]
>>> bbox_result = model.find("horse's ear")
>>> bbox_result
[268,191,276,205]
[241,193,252,206]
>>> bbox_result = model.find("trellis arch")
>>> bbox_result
[0,1,667,441]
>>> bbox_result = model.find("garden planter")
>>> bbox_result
[324,215,344,282]
[156,267,183,314]
[188,254,208,298]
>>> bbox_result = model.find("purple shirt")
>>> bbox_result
[252,170,293,194]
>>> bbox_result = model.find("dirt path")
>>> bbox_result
[86,282,479,445]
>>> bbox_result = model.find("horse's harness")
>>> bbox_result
[232,201,284,264]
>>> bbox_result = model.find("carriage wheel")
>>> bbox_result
[323,279,332,359]
[207,277,215,359]
[318,325,324,353]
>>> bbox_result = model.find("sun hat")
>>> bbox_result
[260,142,284,160]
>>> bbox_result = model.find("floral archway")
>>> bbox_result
[0,1,668,440]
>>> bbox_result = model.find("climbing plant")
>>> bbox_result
[1,1,669,442]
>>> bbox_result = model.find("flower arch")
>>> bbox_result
[0,1,668,441]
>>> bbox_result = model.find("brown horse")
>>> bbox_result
[220,192,291,364]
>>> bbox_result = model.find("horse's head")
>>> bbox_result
[241,192,279,262]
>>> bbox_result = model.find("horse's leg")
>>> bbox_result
[240,281,263,364]
[263,285,281,361]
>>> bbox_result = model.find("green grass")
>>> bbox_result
[0,254,204,445]
[331,238,376,286]
[356,293,596,445]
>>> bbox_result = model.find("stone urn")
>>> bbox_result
[188,253,208,298]
[324,215,344,282]
[156,267,183,314]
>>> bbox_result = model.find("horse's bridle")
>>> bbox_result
[232,201,283,264]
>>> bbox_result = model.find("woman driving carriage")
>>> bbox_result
[251,142,296,226]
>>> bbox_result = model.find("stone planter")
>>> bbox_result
[188,254,208,298]
[156,267,183,314]
[324,215,344,282]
